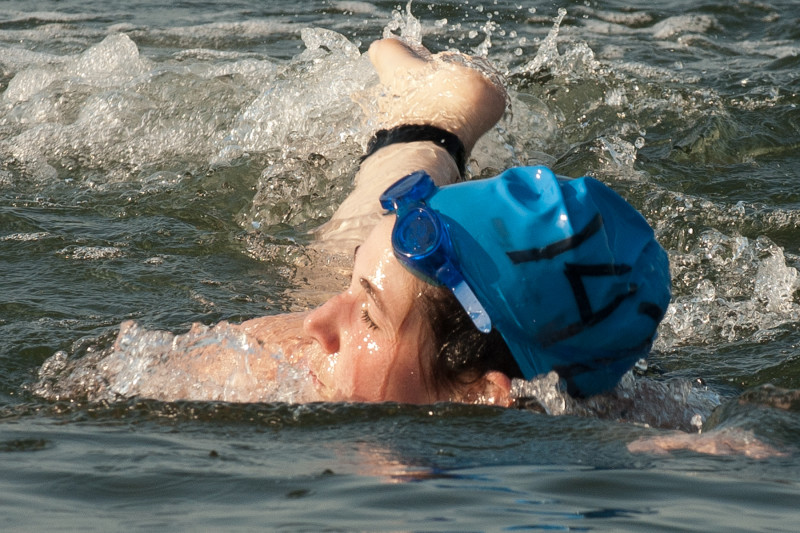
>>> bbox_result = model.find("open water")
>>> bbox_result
[2,0,800,531]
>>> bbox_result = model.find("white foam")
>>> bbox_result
[0,10,102,23]
[1,232,51,242]
[216,27,370,167]
[330,1,380,15]
[580,7,654,27]
[651,15,718,40]
[73,33,149,86]
[57,246,125,260]
[145,19,298,42]
[3,67,61,104]
[0,31,285,182]
[656,230,800,349]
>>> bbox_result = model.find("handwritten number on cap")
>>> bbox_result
[564,264,632,323]
[506,214,649,346]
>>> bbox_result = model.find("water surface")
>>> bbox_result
[2,1,799,530]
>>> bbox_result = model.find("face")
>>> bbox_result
[303,217,445,403]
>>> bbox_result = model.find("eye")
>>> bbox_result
[361,308,379,330]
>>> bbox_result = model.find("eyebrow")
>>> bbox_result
[353,246,388,315]
[359,277,386,314]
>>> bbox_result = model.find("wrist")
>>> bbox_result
[362,125,467,178]
[315,141,460,251]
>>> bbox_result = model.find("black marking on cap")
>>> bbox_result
[638,301,665,322]
[506,213,603,264]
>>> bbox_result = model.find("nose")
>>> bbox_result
[303,292,345,354]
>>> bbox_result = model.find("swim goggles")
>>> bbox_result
[379,171,491,333]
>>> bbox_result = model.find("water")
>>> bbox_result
[2,0,800,530]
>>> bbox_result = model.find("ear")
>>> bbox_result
[476,371,513,407]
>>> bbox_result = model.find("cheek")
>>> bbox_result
[345,332,433,403]
[333,330,388,399]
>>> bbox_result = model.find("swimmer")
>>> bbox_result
[269,38,670,404]
[47,38,667,407]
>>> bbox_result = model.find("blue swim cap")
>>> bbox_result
[381,166,671,397]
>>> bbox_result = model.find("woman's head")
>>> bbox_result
[303,217,436,403]
[304,165,671,403]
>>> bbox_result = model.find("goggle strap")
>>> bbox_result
[451,278,492,333]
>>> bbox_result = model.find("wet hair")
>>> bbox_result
[419,285,523,397]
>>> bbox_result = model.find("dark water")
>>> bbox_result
[2,0,800,530]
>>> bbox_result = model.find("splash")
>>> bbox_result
[512,370,720,432]
[0,32,277,183]
[656,227,800,349]
[514,8,600,83]
[216,27,367,164]
[32,320,316,403]
[383,1,422,44]
[224,27,374,233]
[517,8,569,75]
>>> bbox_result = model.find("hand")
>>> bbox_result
[367,39,507,153]
[627,427,788,459]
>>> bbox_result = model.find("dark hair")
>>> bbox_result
[419,284,523,397]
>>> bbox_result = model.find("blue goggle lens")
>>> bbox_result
[393,207,441,257]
